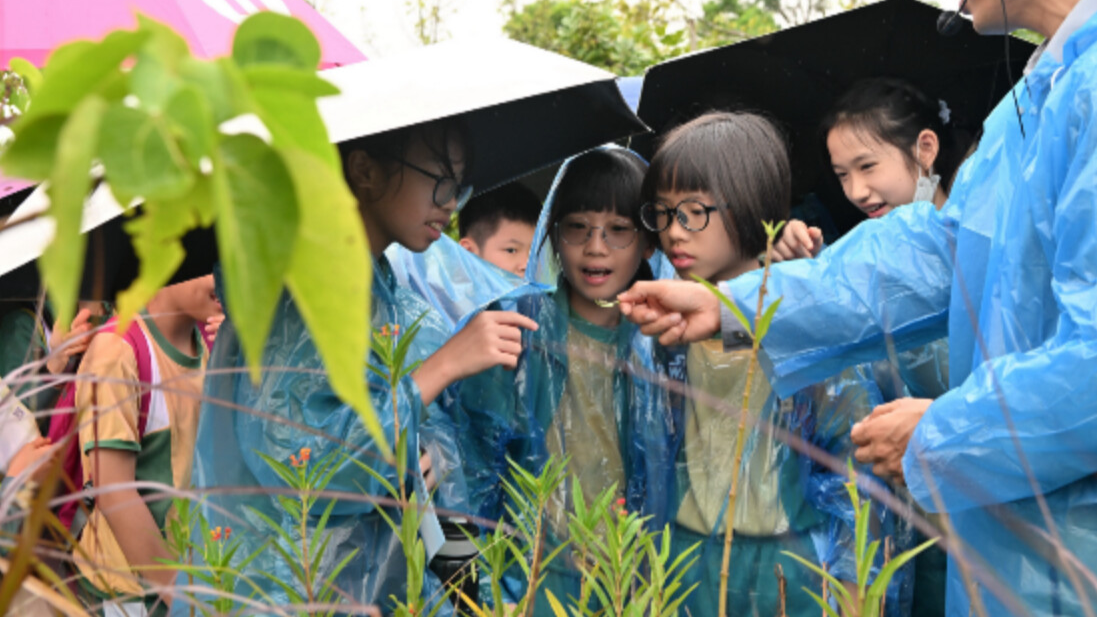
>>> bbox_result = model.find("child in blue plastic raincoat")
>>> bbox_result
[774,78,963,615]
[176,118,539,616]
[459,147,676,615]
[619,1,1097,613]
[639,111,902,617]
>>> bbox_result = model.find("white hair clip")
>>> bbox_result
[938,99,952,125]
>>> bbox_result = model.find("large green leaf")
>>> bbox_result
[215,134,300,381]
[279,147,381,455]
[0,114,66,179]
[178,58,252,124]
[31,30,149,116]
[232,12,321,71]
[164,85,215,185]
[40,96,107,331]
[251,88,338,169]
[98,103,194,204]
[9,58,42,94]
[113,176,210,326]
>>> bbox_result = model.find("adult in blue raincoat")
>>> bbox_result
[458,147,677,615]
[618,0,1097,613]
[175,118,540,616]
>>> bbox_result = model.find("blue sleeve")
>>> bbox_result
[903,86,1097,512]
[723,201,956,398]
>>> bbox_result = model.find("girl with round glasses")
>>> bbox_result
[458,147,676,616]
[641,111,896,617]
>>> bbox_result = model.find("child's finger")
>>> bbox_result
[497,340,523,358]
[489,311,539,332]
[640,312,681,338]
[69,308,93,330]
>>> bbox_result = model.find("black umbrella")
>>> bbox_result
[0,38,647,301]
[633,0,1034,235]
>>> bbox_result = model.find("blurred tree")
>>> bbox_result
[501,0,782,75]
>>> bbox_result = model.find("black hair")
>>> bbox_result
[336,116,472,200]
[820,78,963,191]
[458,182,541,246]
[642,111,790,260]
[544,148,654,280]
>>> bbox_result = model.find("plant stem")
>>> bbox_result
[300,493,316,607]
[718,233,777,617]
[392,376,407,503]
[524,504,548,617]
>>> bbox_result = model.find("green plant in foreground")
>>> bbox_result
[693,219,784,617]
[0,10,382,456]
[249,447,359,617]
[783,462,938,617]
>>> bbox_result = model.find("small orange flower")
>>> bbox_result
[224,527,232,539]
[300,447,311,462]
[380,325,392,337]
[618,509,628,517]
[290,454,299,467]
[615,498,626,507]
[393,324,401,337]
[211,526,222,541]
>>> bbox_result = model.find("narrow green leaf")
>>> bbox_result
[233,12,322,71]
[802,587,843,617]
[280,147,381,454]
[215,134,299,381]
[692,273,753,337]
[865,537,938,602]
[754,296,783,342]
[39,97,106,330]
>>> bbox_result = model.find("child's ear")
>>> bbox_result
[916,129,940,173]
[458,237,481,256]
[346,150,385,201]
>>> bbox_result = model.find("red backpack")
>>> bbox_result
[47,316,154,533]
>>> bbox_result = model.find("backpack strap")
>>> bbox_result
[118,317,154,437]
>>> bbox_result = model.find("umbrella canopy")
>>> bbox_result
[633,0,1034,234]
[0,0,365,70]
[0,38,647,300]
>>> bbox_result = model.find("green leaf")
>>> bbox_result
[214,134,300,381]
[98,103,194,202]
[280,147,381,454]
[113,189,202,324]
[692,273,752,337]
[242,65,340,97]
[865,537,938,603]
[164,85,215,182]
[32,30,149,116]
[233,12,322,71]
[802,587,843,617]
[9,58,42,94]
[38,96,106,331]
[249,87,339,170]
[754,296,783,342]
[178,58,251,124]
[0,114,66,179]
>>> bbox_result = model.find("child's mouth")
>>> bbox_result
[426,221,445,238]
[862,203,889,218]
[581,267,613,285]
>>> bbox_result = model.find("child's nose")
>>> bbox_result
[584,229,610,253]
[848,174,872,203]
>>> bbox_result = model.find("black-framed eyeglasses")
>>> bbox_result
[555,216,638,250]
[640,199,723,233]
[396,158,473,209]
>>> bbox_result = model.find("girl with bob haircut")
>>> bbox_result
[641,112,901,617]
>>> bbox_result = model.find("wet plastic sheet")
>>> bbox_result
[176,260,462,616]
[723,15,1097,615]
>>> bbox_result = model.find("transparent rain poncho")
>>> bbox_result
[386,234,550,332]
[176,259,465,616]
[661,331,905,617]
[456,148,677,614]
[723,11,1097,615]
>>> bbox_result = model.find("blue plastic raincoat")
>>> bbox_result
[457,148,677,615]
[661,328,896,616]
[723,9,1097,614]
[175,259,465,616]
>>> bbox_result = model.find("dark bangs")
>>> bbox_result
[545,148,652,249]
[642,112,790,259]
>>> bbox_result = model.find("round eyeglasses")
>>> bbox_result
[640,199,723,233]
[397,158,473,210]
[556,216,638,250]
